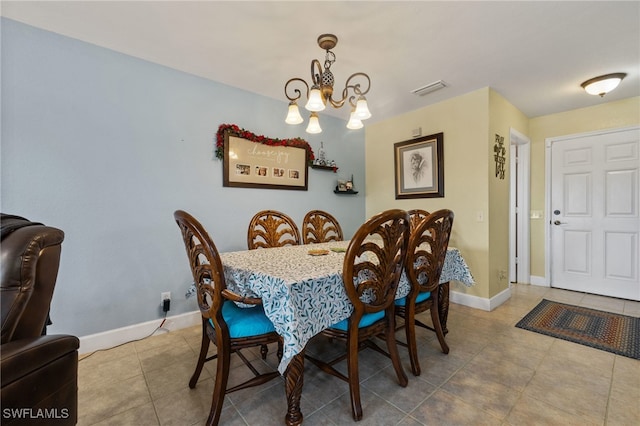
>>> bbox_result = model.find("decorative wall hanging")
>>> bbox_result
[216,124,314,191]
[494,133,506,179]
[394,133,444,199]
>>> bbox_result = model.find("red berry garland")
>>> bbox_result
[215,124,315,164]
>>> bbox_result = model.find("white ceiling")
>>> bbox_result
[3,1,639,124]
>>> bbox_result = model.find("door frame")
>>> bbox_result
[509,128,531,284]
[544,125,640,286]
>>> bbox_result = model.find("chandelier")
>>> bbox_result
[284,34,371,134]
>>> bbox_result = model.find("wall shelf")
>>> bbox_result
[334,189,358,195]
[311,164,338,172]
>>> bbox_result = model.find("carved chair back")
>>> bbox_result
[406,209,454,295]
[408,209,430,232]
[344,209,410,320]
[247,210,301,249]
[302,210,344,244]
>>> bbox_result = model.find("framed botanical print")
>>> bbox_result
[394,132,444,199]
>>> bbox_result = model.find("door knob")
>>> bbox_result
[553,220,565,225]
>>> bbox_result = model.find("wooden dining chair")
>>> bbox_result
[395,209,454,376]
[408,208,430,231]
[247,210,301,249]
[301,209,344,244]
[173,210,282,426]
[305,209,410,421]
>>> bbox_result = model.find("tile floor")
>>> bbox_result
[77,284,640,425]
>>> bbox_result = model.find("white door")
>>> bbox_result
[509,128,531,284]
[550,127,639,301]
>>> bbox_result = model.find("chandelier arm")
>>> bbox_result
[310,59,323,86]
[284,78,309,102]
[327,72,371,109]
[344,72,371,96]
[327,96,347,109]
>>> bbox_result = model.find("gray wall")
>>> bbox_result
[1,18,366,337]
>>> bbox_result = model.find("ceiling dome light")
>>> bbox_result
[581,73,627,97]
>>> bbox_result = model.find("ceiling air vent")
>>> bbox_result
[411,80,447,96]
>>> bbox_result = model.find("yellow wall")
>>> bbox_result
[528,97,640,277]
[366,88,491,299]
[488,90,529,296]
[366,89,638,303]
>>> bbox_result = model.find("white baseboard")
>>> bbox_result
[489,287,512,310]
[530,275,548,287]
[80,288,514,354]
[450,287,511,311]
[79,311,201,354]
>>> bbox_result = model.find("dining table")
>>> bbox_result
[211,239,474,425]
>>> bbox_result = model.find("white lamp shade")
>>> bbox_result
[354,96,372,120]
[306,112,322,134]
[305,87,326,112]
[285,102,304,124]
[581,73,626,97]
[346,111,363,129]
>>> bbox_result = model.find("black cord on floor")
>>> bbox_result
[79,312,168,362]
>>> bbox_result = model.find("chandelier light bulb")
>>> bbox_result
[354,96,372,120]
[306,112,322,134]
[346,110,363,129]
[285,102,304,125]
[305,86,326,112]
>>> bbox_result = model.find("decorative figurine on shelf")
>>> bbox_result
[345,174,354,190]
[317,141,327,166]
[334,174,358,194]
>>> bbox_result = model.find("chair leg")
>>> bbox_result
[190,320,210,388]
[277,339,283,361]
[347,334,363,421]
[386,315,409,386]
[404,305,421,376]
[430,295,449,354]
[207,347,231,426]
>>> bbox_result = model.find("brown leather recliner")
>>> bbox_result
[1,214,79,425]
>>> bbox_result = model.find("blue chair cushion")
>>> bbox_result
[394,291,431,307]
[209,301,276,338]
[329,310,385,331]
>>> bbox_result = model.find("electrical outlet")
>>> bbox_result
[161,292,171,303]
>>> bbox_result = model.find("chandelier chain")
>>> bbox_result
[324,50,335,70]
